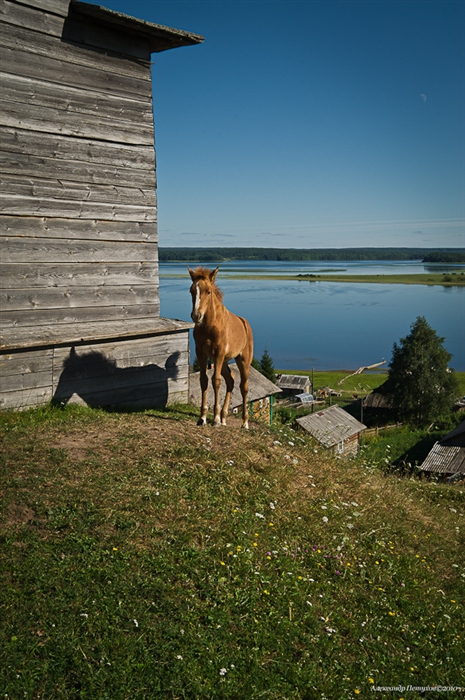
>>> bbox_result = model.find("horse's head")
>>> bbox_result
[188,266,221,324]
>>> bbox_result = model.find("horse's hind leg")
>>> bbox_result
[235,355,250,429]
[220,362,234,426]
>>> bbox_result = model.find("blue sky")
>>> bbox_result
[102,0,464,249]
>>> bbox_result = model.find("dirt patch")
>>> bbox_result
[5,503,35,528]
[46,413,254,464]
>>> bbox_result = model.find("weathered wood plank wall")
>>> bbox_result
[0,0,203,410]
[0,0,160,347]
[1,332,189,410]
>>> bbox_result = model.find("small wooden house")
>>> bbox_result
[189,364,282,425]
[276,374,312,399]
[296,405,366,456]
[0,0,203,410]
[420,421,465,480]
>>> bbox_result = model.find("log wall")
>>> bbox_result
[0,0,201,409]
[0,0,159,348]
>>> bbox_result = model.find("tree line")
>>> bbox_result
[160,247,465,263]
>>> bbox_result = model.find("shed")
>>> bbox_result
[276,374,312,398]
[295,392,314,405]
[420,421,465,479]
[0,0,203,410]
[189,364,282,425]
[296,405,366,456]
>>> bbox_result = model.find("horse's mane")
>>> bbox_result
[191,267,224,302]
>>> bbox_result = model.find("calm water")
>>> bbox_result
[159,261,465,371]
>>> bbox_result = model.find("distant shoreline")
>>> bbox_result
[159,247,465,264]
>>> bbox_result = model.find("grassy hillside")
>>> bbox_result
[1,405,464,699]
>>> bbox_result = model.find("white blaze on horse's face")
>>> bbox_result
[190,280,210,324]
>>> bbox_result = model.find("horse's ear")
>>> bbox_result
[188,267,195,280]
[210,267,219,282]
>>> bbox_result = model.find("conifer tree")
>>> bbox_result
[259,348,276,383]
[388,316,459,426]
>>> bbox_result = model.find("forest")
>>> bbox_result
[159,247,465,263]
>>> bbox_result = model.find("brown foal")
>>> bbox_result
[188,266,254,428]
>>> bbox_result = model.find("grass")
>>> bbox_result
[1,404,464,699]
[161,272,465,286]
[277,371,465,399]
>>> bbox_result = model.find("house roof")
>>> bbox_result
[296,405,366,448]
[189,363,281,410]
[440,420,465,447]
[71,1,204,53]
[363,392,393,409]
[420,421,465,475]
[276,374,311,390]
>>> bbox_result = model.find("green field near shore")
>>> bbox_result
[161,272,465,286]
[277,369,465,398]
[228,272,465,286]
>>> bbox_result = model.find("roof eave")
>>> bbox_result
[71,0,204,53]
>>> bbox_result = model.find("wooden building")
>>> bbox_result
[0,0,203,410]
[420,421,465,480]
[189,364,282,425]
[296,405,366,456]
[276,374,312,399]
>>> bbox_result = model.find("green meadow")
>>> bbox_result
[161,272,465,286]
[1,404,464,699]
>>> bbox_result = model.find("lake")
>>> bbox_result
[159,260,465,371]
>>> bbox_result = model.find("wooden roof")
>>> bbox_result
[276,374,311,390]
[71,1,204,53]
[189,363,282,410]
[0,318,193,352]
[363,392,393,409]
[296,405,366,448]
[420,421,465,475]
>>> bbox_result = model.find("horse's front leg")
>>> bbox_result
[197,356,209,426]
[212,358,225,426]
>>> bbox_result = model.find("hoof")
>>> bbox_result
[197,417,207,426]
[242,421,249,430]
